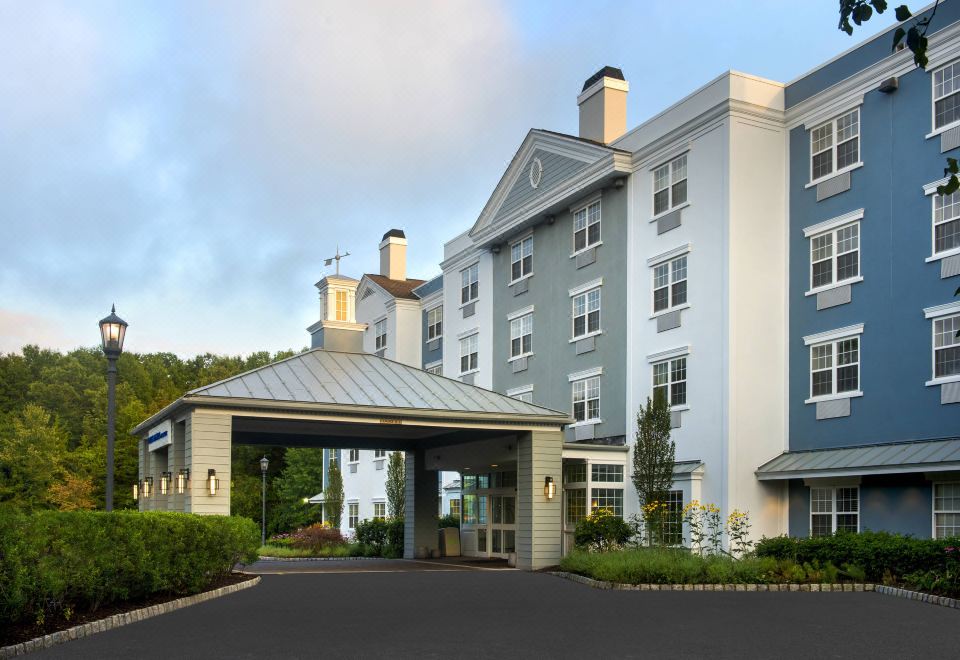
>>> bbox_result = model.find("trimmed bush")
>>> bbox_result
[574,509,632,552]
[755,532,959,583]
[354,519,389,555]
[437,514,460,529]
[0,507,258,632]
[290,523,345,553]
[385,518,404,558]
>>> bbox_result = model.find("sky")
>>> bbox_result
[0,1,900,357]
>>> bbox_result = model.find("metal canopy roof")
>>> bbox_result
[133,350,570,434]
[756,438,960,480]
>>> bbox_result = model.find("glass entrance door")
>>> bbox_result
[459,469,516,558]
[490,494,516,558]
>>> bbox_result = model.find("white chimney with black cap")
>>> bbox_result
[578,66,629,144]
[379,229,407,280]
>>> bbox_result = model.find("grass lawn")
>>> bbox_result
[257,544,356,559]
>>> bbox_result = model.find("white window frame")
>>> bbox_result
[571,376,601,425]
[449,498,461,517]
[509,313,533,360]
[427,305,443,341]
[807,222,861,294]
[651,254,688,315]
[374,318,387,351]
[335,290,348,321]
[348,449,360,463]
[803,325,864,403]
[651,356,687,408]
[571,199,601,255]
[808,108,861,185]
[570,284,602,341]
[928,309,960,385]
[348,502,359,529]
[932,60,960,134]
[933,482,960,539]
[510,235,533,283]
[809,486,859,537]
[652,154,688,217]
[931,189,960,260]
[425,361,442,376]
[460,263,479,306]
[459,333,478,375]
[373,501,386,521]
[506,384,533,403]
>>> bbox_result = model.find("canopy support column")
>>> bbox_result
[517,429,563,570]
[403,449,438,559]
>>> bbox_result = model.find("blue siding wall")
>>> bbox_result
[415,275,443,369]
[786,1,960,108]
[788,63,960,451]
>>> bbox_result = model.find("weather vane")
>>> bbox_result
[324,245,351,276]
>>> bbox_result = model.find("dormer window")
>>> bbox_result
[335,290,348,321]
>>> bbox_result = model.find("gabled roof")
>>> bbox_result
[756,438,960,480]
[132,349,571,434]
[363,274,426,300]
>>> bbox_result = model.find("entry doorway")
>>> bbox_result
[461,469,517,559]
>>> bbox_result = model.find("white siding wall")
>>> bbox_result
[441,238,494,390]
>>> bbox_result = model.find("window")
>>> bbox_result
[934,314,960,379]
[933,61,960,130]
[934,482,960,538]
[591,488,623,517]
[335,290,348,321]
[348,449,359,463]
[459,334,478,374]
[572,288,601,339]
[348,503,359,529]
[810,223,859,290]
[933,191,960,256]
[374,449,386,459]
[427,306,443,341]
[511,236,533,282]
[463,494,477,524]
[591,464,624,482]
[564,463,587,484]
[426,364,442,376]
[652,357,687,406]
[374,319,387,351]
[460,263,479,304]
[512,391,533,403]
[328,452,337,466]
[810,109,859,182]
[566,489,586,526]
[509,313,533,358]
[653,255,688,313]
[449,498,461,518]
[662,490,684,546]
[373,502,386,520]
[810,487,859,537]
[653,154,688,216]
[810,337,860,398]
[573,200,601,253]
[572,376,600,423]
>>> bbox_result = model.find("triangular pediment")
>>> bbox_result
[469,130,617,239]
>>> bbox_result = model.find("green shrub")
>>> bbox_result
[574,509,632,552]
[385,518,404,558]
[756,532,959,583]
[437,514,460,529]
[289,523,345,552]
[0,508,258,632]
[354,519,389,554]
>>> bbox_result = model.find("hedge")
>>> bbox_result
[756,532,958,583]
[0,508,259,632]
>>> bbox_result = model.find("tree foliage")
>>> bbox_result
[325,460,344,529]
[386,451,405,519]
[631,395,675,511]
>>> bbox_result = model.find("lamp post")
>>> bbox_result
[260,455,269,546]
[99,305,128,512]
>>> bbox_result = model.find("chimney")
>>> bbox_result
[577,66,628,144]
[379,229,407,280]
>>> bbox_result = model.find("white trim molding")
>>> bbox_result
[804,162,864,189]
[506,305,535,321]
[924,301,960,319]
[802,208,865,238]
[804,390,864,405]
[569,277,604,298]
[646,243,692,266]
[506,384,534,397]
[924,177,951,196]
[568,366,603,382]
[646,345,691,363]
[456,327,480,340]
[803,323,864,346]
[568,190,603,214]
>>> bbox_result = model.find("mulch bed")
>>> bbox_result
[2,573,255,647]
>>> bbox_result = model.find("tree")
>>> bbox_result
[631,395,676,546]
[48,473,96,511]
[0,404,68,509]
[386,451,405,519]
[325,460,344,529]
[272,447,325,532]
[838,1,959,193]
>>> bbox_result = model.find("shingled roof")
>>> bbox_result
[364,274,427,300]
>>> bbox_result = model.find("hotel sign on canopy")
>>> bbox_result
[148,420,172,452]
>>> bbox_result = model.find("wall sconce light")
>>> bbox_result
[133,481,139,500]
[176,469,190,494]
[160,472,171,495]
[544,476,556,499]
[143,477,153,498]
[207,469,219,496]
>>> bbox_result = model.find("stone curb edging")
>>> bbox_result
[254,555,381,563]
[0,576,261,659]
[874,584,960,610]
[551,571,876,593]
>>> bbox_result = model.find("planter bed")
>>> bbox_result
[553,571,875,592]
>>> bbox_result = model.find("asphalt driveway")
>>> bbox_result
[34,559,958,659]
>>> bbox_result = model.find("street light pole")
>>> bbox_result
[260,455,269,546]
[99,305,128,512]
